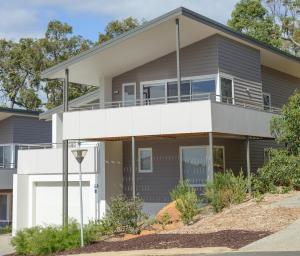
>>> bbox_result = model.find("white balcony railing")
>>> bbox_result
[69,93,281,114]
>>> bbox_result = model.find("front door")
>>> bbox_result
[122,83,136,106]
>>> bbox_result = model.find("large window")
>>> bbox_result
[0,145,13,169]
[180,146,208,187]
[138,148,153,173]
[142,83,165,105]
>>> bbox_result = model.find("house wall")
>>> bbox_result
[261,65,300,107]
[122,137,247,203]
[0,116,51,144]
[111,34,263,106]
[112,35,219,102]
[217,35,263,105]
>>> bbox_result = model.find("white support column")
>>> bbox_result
[246,137,251,193]
[131,136,136,199]
[208,132,214,182]
[176,18,181,102]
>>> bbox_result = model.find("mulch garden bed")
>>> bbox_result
[60,230,271,254]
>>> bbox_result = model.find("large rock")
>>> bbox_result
[156,201,181,223]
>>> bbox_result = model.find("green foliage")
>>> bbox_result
[253,149,300,193]
[228,0,282,48]
[104,195,146,234]
[0,225,11,234]
[170,180,194,201]
[170,180,199,225]
[205,170,248,212]
[98,17,142,44]
[271,92,300,155]
[161,212,171,229]
[11,220,94,256]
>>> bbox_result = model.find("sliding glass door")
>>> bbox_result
[142,83,165,105]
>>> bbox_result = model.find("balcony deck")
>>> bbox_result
[63,94,280,140]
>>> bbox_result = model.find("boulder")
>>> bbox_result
[156,201,181,223]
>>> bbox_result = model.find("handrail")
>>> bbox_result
[69,93,281,114]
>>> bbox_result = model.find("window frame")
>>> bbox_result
[0,193,10,222]
[217,73,235,104]
[262,92,272,111]
[138,147,153,173]
[213,145,225,172]
[122,82,136,106]
[179,145,208,187]
[139,74,218,104]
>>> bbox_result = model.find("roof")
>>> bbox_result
[0,107,40,122]
[39,88,100,120]
[41,7,300,83]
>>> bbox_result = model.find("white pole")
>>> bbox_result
[79,162,84,247]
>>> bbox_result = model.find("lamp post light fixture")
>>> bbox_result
[71,148,88,248]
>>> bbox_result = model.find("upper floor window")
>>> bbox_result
[220,77,234,104]
[263,93,271,111]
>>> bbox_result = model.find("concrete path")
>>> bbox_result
[0,234,14,256]
[241,217,300,252]
[67,247,232,256]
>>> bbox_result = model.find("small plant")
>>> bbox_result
[161,212,171,229]
[0,225,11,234]
[170,180,199,225]
[105,195,146,234]
[205,170,247,212]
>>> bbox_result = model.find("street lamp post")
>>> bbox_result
[71,148,88,248]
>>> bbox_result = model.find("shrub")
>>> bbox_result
[170,180,199,225]
[0,225,11,234]
[11,220,94,256]
[105,195,146,234]
[161,212,171,229]
[254,149,300,193]
[205,170,247,212]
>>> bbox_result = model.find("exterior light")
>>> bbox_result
[71,148,88,248]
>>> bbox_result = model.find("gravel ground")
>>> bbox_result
[59,230,271,254]
[164,192,300,234]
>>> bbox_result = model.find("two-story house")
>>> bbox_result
[12,7,300,232]
[0,107,51,227]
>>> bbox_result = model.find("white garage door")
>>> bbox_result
[34,181,92,226]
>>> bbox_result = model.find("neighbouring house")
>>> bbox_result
[12,7,300,233]
[0,107,51,227]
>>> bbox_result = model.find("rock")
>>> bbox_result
[156,201,181,223]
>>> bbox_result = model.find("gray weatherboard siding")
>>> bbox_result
[262,65,300,108]
[112,34,263,106]
[123,137,247,203]
[0,116,51,144]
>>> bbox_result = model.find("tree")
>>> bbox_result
[263,0,300,55]
[40,20,94,109]
[228,0,282,48]
[0,38,43,110]
[271,91,300,155]
[98,17,141,44]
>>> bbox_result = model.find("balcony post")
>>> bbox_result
[131,136,136,199]
[62,68,69,226]
[176,18,181,102]
[208,132,214,182]
[246,136,251,193]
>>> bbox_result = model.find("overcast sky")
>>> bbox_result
[0,0,240,42]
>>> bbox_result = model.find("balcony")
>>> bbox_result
[63,94,280,140]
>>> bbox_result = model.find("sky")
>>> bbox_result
[0,0,240,42]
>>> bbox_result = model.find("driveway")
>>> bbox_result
[0,234,14,256]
